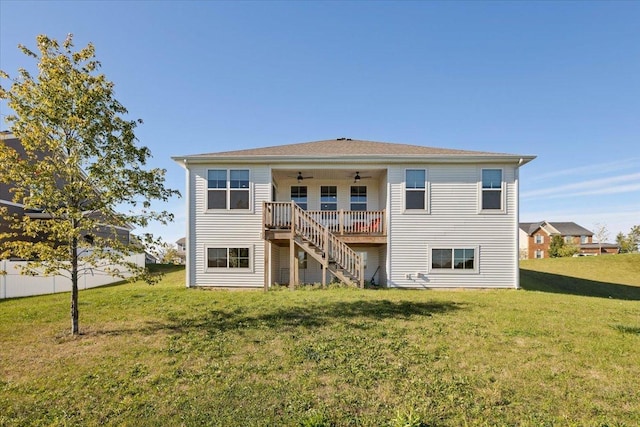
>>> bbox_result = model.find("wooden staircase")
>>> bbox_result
[265,202,364,288]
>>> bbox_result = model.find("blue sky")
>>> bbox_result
[1,1,638,244]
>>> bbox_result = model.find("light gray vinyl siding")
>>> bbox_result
[387,164,518,288]
[188,164,270,288]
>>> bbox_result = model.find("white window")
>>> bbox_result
[207,247,250,269]
[291,186,308,210]
[481,169,503,211]
[535,250,544,259]
[350,186,367,211]
[405,169,426,210]
[535,235,543,244]
[581,235,588,244]
[430,247,477,273]
[320,186,337,211]
[207,169,250,210]
[564,236,573,244]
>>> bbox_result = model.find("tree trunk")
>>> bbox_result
[71,235,79,335]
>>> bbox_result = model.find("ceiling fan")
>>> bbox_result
[288,171,314,183]
[352,171,372,183]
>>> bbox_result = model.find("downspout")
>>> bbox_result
[515,158,523,289]
[184,159,191,288]
[385,169,391,288]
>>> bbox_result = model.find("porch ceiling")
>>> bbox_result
[271,168,385,182]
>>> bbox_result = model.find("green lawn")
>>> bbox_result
[1,257,639,426]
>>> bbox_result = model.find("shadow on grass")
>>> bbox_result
[180,299,464,333]
[520,269,640,301]
[147,264,185,274]
[98,298,464,336]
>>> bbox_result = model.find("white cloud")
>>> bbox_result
[521,172,640,199]
[527,157,640,183]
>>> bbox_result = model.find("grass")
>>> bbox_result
[1,257,640,426]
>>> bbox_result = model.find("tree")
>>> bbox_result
[617,225,640,253]
[593,223,609,255]
[616,232,628,253]
[548,235,565,258]
[629,225,640,253]
[0,34,180,335]
[151,242,180,264]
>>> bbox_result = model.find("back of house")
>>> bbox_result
[173,138,535,290]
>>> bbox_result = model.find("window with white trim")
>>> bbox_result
[320,186,337,211]
[534,235,543,244]
[405,169,426,210]
[431,248,476,271]
[350,186,367,211]
[581,235,588,244]
[481,169,502,211]
[535,250,544,259]
[207,169,250,210]
[291,186,308,210]
[207,247,250,269]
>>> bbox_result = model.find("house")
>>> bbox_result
[176,237,186,264]
[0,132,144,299]
[145,251,159,264]
[519,221,619,259]
[173,138,535,289]
[1,131,133,245]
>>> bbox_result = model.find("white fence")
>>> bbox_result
[0,253,146,299]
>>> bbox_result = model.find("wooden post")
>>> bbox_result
[289,239,296,290]
[262,201,267,229]
[339,209,344,235]
[382,209,387,235]
[263,240,270,292]
[322,226,329,288]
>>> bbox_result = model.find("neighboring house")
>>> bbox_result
[0,131,133,245]
[0,132,143,299]
[173,138,535,289]
[519,221,619,259]
[145,252,159,264]
[176,237,186,264]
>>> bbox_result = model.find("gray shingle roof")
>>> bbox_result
[177,138,524,159]
[519,222,545,235]
[549,222,594,236]
[520,221,594,236]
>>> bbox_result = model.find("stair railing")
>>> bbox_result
[291,203,363,287]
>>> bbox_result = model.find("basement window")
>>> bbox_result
[430,247,478,273]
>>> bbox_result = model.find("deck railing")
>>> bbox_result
[263,202,385,235]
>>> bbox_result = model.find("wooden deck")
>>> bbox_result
[263,202,387,244]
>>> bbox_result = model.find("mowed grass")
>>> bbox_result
[1,257,639,426]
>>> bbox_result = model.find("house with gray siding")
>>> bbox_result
[173,138,535,289]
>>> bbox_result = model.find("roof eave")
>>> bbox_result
[172,154,536,166]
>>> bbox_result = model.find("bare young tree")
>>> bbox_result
[593,223,609,255]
